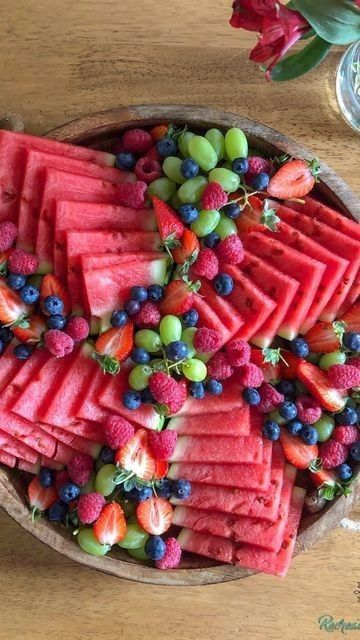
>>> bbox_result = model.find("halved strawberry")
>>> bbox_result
[40,274,71,316]
[115,429,156,481]
[159,279,200,315]
[95,323,134,373]
[136,496,173,535]
[154,459,169,480]
[13,314,46,343]
[236,196,280,233]
[304,321,341,353]
[297,360,347,412]
[27,476,57,521]
[280,350,303,380]
[151,196,184,246]
[340,302,360,333]
[279,429,318,470]
[250,348,281,382]
[0,278,31,325]
[93,502,127,545]
[171,229,199,269]
[267,159,320,199]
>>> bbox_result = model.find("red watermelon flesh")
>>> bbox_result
[0,129,115,224]
[190,295,234,352]
[194,278,244,337]
[174,377,245,417]
[178,527,235,564]
[2,348,50,409]
[18,456,64,474]
[286,196,360,242]
[239,232,326,339]
[167,406,250,437]
[277,205,360,321]
[239,251,300,347]
[38,423,102,459]
[0,449,16,468]
[0,400,56,458]
[0,428,39,464]
[75,364,110,424]
[0,344,28,394]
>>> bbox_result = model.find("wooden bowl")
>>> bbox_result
[0,105,359,586]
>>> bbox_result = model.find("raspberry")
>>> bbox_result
[67,453,94,486]
[348,356,360,370]
[143,145,161,162]
[133,301,161,328]
[134,157,162,184]
[333,425,360,447]
[155,537,182,570]
[0,221,17,251]
[8,248,39,275]
[328,364,360,389]
[191,248,219,280]
[295,395,322,424]
[44,329,74,357]
[103,415,135,449]
[55,470,70,492]
[77,492,106,524]
[148,430,178,461]
[236,363,264,388]
[149,372,187,414]
[201,183,228,210]
[244,157,273,183]
[65,316,90,341]
[225,338,251,367]
[117,181,147,209]
[258,383,284,413]
[318,439,348,469]
[206,352,234,380]
[121,128,152,154]
[193,327,222,353]
[216,235,244,265]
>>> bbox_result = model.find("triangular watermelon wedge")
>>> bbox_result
[167,406,250,437]
[194,278,244,337]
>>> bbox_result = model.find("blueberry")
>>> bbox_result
[277,380,296,397]
[20,284,39,305]
[263,420,281,441]
[180,158,199,179]
[48,500,68,522]
[123,390,142,410]
[337,463,353,481]
[131,347,151,365]
[350,441,360,462]
[145,535,166,561]
[206,379,223,395]
[124,299,141,316]
[6,273,26,290]
[203,232,221,249]
[189,381,205,399]
[156,137,177,157]
[43,295,64,315]
[279,401,297,421]
[115,152,136,170]
[213,273,233,296]
[242,387,260,405]
[58,481,80,503]
[251,172,270,190]
[182,308,199,328]
[287,419,304,436]
[155,478,172,499]
[166,340,189,362]
[335,406,358,426]
[0,326,12,343]
[290,337,309,358]
[178,203,199,224]
[231,157,249,175]
[343,331,360,352]
[131,486,153,502]
[301,425,318,445]
[147,284,164,302]
[140,387,155,404]
[221,203,241,219]
[100,447,115,464]
[47,314,66,330]
[130,286,148,303]
[0,339,4,355]
[13,344,32,360]
[172,479,192,499]
[110,309,128,327]
[39,467,55,488]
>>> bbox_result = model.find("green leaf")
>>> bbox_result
[332,320,347,345]
[92,352,121,375]
[260,200,281,232]
[262,347,288,367]
[309,457,323,473]
[293,0,360,45]
[271,36,332,82]
[0,260,8,276]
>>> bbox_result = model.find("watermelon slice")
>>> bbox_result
[0,400,56,458]
[192,278,243,336]
[75,364,110,424]
[167,406,250,437]
[239,251,300,347]
[287,196,360,242]
[175,377,245,417]
[38,423,102,459]
[0,449,16,468]
[0,343,29,394]
[18,457,64,473]
[190,295,235,353]
[0,428,39,463]
[239,232,326,339]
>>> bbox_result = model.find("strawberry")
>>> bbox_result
[159,279,200,315]
[0,279,31,326]
[13,314,46,343]
[136,496,173,535]
[304,321,341,353]
[279,429,318,470]
[150,124,169,141]
[280,350,303,380]
[236,196,280,233]
[154,459,169,480]
[340,302,360,333]
[115,428,156,481]
[93,502,127,546]
[40,274,71,316]
[151,196,184,248]
[95,323,134,374]
[297,360,347,412]
[310,467,338,489]
[171,229,199,269]
[250,348,281,382]
[27,476,57,521]
[267,159,320,199]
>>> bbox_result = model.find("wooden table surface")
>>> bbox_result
[0,1,359,638]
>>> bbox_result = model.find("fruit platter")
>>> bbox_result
[0,104,359,586]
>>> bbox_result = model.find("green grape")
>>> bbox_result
[178,131,195,157]
[306,352,322,365]
[215,215,238,240]
[159,315,182,345]
[268,409,287,426]
[118,499,137,519]
[178,176,208,204]
[80,471,96,495]
[128,365,153,391]
[128,546,149,560]
[319,350,346,371]
[181,327,198,358]
[182,358,207,381]
[77,529,110,556]
[135,329,162,353]
[148,177,176,202]
[170,190,182,211]
[191,209,221,237]
[224,127,248,161]
[314,415,334,443]
[188,136,218,172]
[95,464,118,496]
[162,156,186,185]
[118,523,149,549]
[205,128,225,160]
[208,168,240,193]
